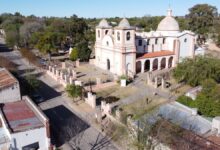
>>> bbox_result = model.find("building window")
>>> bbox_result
[155,38,158,44]
[98,30,100,38]
[126,32,131,41]
[147,39,150,45]
[184,38,187,43]
[106,41,109,46]
[138,40,142,46]
[163,38,166,44]
[152,44,154,52]
[117,32,120,41]
[105,30,108,35]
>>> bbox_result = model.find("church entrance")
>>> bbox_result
[107,59,110,70]
[136,61,141,73]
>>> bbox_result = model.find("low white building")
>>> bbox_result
[0,68,21,103]
[0,96,51,150]
[185,86,202,100]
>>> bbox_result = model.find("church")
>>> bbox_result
[94,9,199,77]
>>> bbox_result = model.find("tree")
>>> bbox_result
[187,4,218,36]
[19,21,44,47]
[69,47,78,61]
[173,56,220,86]
[76,40,91,61]
[36,32,64,54]
[65,84,83,100]
[61,118,87,150]
[24,74,40,93]
[178,79,220,117]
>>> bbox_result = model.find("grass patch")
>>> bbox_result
[122,97,166,120]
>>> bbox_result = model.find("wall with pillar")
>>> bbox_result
[138,55,175,73]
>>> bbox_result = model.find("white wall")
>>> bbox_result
[0,83,21,103]
[179,34,194,60]
[135,36,175,53]
[10,127,49,150]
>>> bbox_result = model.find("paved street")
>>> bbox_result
[0,39,118,150]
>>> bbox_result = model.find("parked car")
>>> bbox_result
[31,93,44,104]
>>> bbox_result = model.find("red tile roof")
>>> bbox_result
[137,50,175,60]
[0,68,17,90]
[2,100,43,132]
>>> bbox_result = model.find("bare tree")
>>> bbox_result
[61,118,87,150]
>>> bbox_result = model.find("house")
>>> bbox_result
[0,68,21,103]
[0,96,51,150]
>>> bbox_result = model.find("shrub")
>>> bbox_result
[104,96,120,103]
[177,95,195,107]
[117,75,133,84]
[69,47,78,61]
[65,84,83,99]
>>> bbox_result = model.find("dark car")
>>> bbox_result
[31,93,44,104]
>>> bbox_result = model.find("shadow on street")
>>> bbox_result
[37,80,61,101]
[44,105,90,147]
[0,44,13,52]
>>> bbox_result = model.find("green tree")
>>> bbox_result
[65,84,83,99]
[177,95,195,107]
[25,74,40,93]
[187,4,218,35]
[69,48,78,61]
[19,21,44,47]
[36,32,64,54]
[76,40,91,61]
[173,56,220,86]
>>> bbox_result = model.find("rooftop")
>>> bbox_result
[0,68,17,90]
[137,50,175,59]
[159,102,212,135]
[2,100,44,133]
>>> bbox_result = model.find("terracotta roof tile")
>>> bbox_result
[137,50,175,59]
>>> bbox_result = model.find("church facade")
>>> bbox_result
[95,9,197,77]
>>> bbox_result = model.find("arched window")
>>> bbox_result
[126,32,131,41]
[163,38,166,44]
[155,38,158,44]
[184,38,187,43]
[106,41,109,46]
[147,39,150,45]
[105,30,108,35]
[98,30,100,38]
[117,32,120,41]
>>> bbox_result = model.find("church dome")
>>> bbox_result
[97,19,111,28]
[118,18,131,28]
[157,9,180,32]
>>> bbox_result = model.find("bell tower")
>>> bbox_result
[114,18,136,77]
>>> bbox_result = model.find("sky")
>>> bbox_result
[0,0,220,18]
